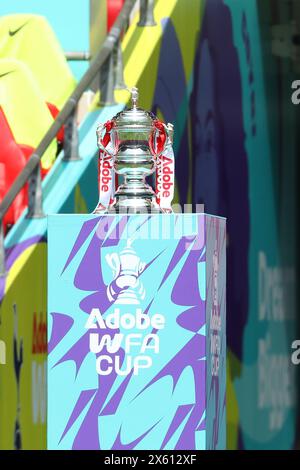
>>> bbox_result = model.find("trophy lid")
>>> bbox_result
[113,87,156,130]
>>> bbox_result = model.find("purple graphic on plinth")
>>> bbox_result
[48,214,226,450]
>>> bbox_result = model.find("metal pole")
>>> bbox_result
[138,0,156,27]
[26,164,45,219]
[63,108,81,161]
[65,51,91,61]
[0,222,6,277]
[114,40,126,89]
[99,50,116,106]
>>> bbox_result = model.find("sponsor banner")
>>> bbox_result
[47,214,226,450]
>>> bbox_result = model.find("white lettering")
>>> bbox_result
[89,333,123,354]
[86,308,166,376]
[141,334,160,353]
[134,356,152,375]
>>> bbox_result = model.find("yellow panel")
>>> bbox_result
[74,184,88,214]
[0,243,47,450]
[90,0,107,59]
[96,0,202,112]
[227,349,241,450]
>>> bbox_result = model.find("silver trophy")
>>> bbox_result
[95,87,174,214]
[106,239,146,305]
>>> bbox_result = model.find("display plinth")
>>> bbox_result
[47,213,226,450]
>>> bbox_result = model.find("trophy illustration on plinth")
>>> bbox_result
[95,87,175,214]
[106,239,146,305]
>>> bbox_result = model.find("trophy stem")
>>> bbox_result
[109,175,161,214]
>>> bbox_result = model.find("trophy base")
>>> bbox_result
[108,183,162,214]
[108,199,162,214]
[94,182,165,214]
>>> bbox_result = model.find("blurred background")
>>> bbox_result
[0,0,298,450]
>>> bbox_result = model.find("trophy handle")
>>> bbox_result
[151,121,174,160]
[105,253,121,279]
[96,121,116,158]
[138,261,146,274]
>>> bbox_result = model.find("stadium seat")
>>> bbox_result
[0,58,57,231]
[0,14,76,140]
[107,0,125,31]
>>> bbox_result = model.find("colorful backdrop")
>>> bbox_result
[0,0,298,449]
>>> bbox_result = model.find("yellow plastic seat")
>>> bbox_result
[0,14,76,111]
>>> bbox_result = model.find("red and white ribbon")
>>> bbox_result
[151,120,175,212]
[156,145,175,212]
[95,120,115,213]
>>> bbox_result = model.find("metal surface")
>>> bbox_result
[63,108,81,161]
[96,87,173,214]
[65,51,91,61]
[26,164,44,219]
[114,40,126,89]
[138,0,156,27]
[99,49,116,106]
